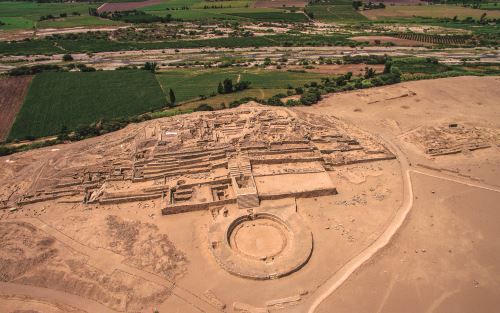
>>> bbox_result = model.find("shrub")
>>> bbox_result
[62,54,73,62]
[300,90,321,105]
[266,96,284,106]
[195,103,214,111]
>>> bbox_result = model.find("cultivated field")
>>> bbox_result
[306,4,367,23]
[156,68,325,104]
[8,70,166,140]
[361,5,500,20]
[97,0,162,14]
[254,0,308,8]
[0,76,32,141]
[0,1,101,30]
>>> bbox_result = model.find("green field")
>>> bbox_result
[156,68,325,104]
[0,33,356,55]
[143,6,306,22]
[7,68,327,140]
[226,11,308,22]
[361,5,500,20]
[9,71,166,140]
[0,16,35,30]
[305,4,367,23]
[0,1,114,30]
[37,15,123,28]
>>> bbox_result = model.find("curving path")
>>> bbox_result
[300,135,414,313]
[301,132,499,312]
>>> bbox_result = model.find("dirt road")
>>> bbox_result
[287,133,414,313]
[297,133,500,312]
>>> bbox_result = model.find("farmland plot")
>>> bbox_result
[0,76,32,141]
[8,70,166,140]
[156,68,325,104]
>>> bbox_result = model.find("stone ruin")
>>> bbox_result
[4,103,398,279]
[12,104,395,215]
[403,123,500,156]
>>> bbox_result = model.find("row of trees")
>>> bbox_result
[217,78,251,94]
[39,12,80,21]
[352,1,386,10]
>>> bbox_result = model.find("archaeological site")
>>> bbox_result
[1,76,499,313]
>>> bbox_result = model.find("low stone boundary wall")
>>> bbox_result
[162,198,236,215]
[259,187,338,201]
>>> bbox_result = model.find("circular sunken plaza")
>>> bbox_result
[208,208,313,280]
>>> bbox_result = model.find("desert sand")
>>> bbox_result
[0,76,499,313]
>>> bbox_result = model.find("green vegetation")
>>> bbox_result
[155,68,325,104]
[0,33,357,56]
[0,1,101,29]
[0,16,35,30]
[8,70,166,140]
[226,12,308,22]
[305,3,367,23]
[37,15,123,28]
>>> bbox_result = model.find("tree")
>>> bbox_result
[195,103,214,111]
[144,62,157,73]
[57,125,70,141]
[352,1,363,10]
[217,82,224,94]
[169,88,176,106]
[364,67,376,79]
[479,12,487,24]
[223,78,233,94]
[383,61,392,74]
[391,66,402,78]
[62,54,73,62]
[267,96,284,106]
[234,80,251,91]
[300,90,321,105]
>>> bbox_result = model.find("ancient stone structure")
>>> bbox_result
[403,123,500,156]
[15,104,394,214]
[8,103,397,279]
[208,204,313,280]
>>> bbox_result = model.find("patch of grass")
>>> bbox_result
[8,70,166,139]
[226,11,308,22]
[0,40,63,55]
[183,88,289,110]
[306,4,367,23]
[37,15,123,28]
[0,33,357,56]
[361,5,500,20]
[156,68,325,104]
[190,0,253,9]
[144,7,295,22]
[0,17,35,30]
[0,1,107,29]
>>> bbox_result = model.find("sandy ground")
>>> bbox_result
[0,104,404,312]
[0,76,498,312]
[316,172,500,313]
[293,76,500,312]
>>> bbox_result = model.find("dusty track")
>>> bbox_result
[300,136,499,312]
[293,134,413,313]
